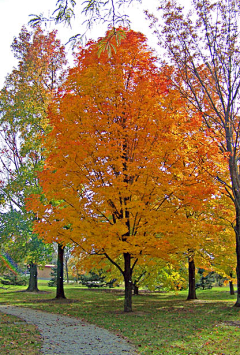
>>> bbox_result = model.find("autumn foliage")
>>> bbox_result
[28,29,223,311]
[0,27,66,291]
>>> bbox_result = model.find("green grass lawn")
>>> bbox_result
[0,310,42,354]
[0,282,240,354]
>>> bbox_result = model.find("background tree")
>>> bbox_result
[30,29,221,312]
[156,0,240,306]
[0,208,53,291]
[63,245,74,284]
[0,26,66,291]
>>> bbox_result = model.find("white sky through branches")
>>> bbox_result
[0,0,160,88]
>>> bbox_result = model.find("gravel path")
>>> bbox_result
[0,305,137,355]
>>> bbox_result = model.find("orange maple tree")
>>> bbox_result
[28,29,222,311]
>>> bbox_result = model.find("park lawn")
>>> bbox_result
[0,311,42,355]
[0,283,240,354]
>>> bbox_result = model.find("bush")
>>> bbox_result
[0,273,28,286]
[80,271,106,288]
[195,269,214,290]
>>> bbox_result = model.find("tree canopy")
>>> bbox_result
[0,27,66,289]
[155,0,240,306]
[28,28,223,311]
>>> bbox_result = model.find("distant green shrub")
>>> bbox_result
[48,266,57,287]
[0,273,28,286]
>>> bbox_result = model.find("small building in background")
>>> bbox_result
[37,264,55,280]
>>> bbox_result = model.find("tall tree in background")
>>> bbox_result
[29,29,221,311]
[157,0,240,306]
[0,26,66,291]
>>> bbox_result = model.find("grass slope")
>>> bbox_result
[0,282,239,354]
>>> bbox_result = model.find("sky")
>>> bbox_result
[0,0,160,88]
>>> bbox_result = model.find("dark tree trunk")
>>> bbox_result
[235,209,240,305]
[133,283,139,295]
[230,281,235,295]
[123,252,132,312]
[187,255,197,300]
[56,244,66,299]
[229,272,235,295]
[26,262,39,292]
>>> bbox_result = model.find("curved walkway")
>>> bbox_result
[0,305,137,355]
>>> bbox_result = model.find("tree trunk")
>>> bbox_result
[133,283,139,295]
[230,281,235,295]
[235,209,240,305]
[229,272,235,295]
[65,256,69,284]
[56,244,66,299]
[187,255,197,300]
[26,262,39,292]
[123,253,132,312]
